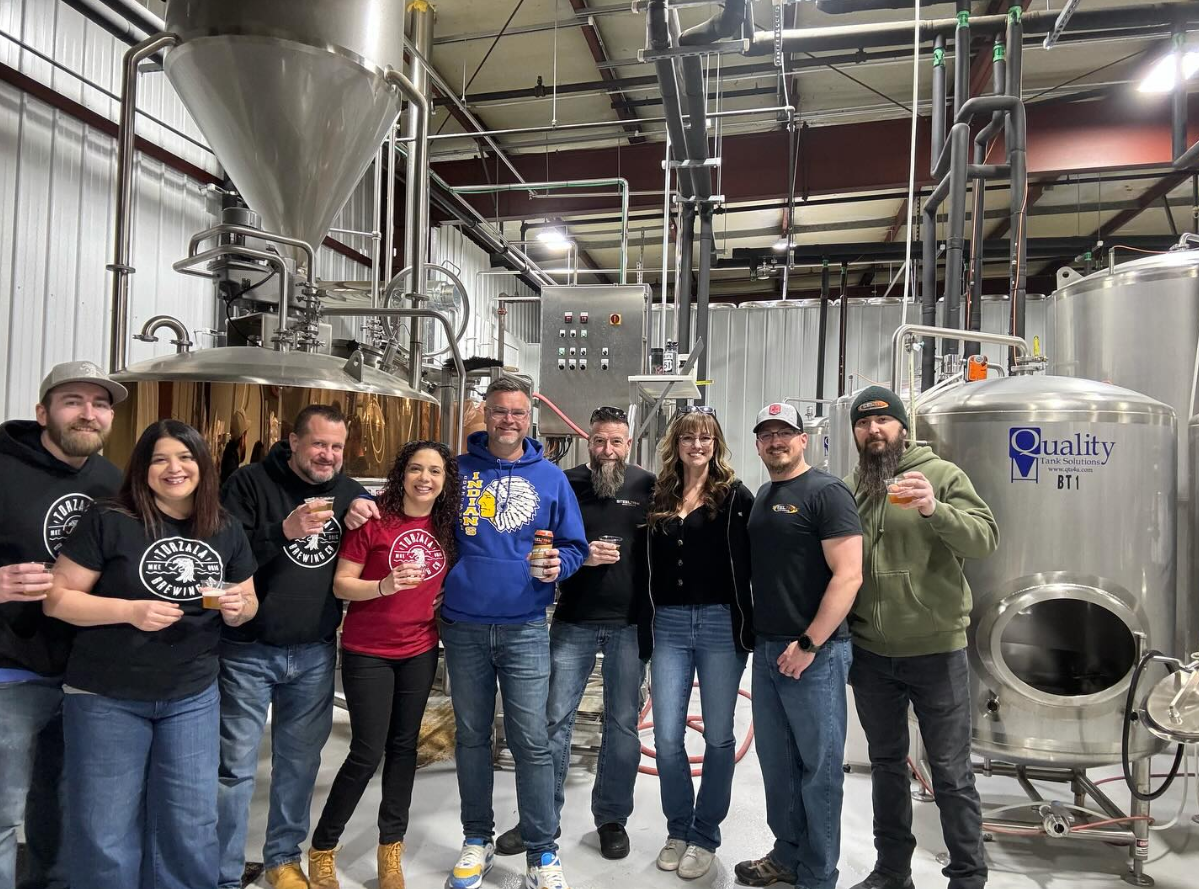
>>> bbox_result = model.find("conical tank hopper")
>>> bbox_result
[163,0,408,270]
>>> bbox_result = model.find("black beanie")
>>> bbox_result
[850,386,909,430]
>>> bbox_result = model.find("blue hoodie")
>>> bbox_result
[442,432,589,623]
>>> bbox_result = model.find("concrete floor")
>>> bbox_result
[238,663,1199,889]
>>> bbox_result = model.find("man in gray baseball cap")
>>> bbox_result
[1,360,125,888]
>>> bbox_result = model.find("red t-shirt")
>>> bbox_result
[338,512,447,659]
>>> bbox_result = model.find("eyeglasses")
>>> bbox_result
[756,429,803,443]
[678,435,715,446]
[590,406,628,423]
[678,405,717,417]
[486,407,530,420]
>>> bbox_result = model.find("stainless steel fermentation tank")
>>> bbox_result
[918,375,1176,765]
[1052,248,1199,652]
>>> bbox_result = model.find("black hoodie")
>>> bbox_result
[0,420,121,676]
[220,441,366,646]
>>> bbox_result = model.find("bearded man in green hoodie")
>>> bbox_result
[842,386,998,889]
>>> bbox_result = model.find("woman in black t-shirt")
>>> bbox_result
[45,420,257,889]
[643,408,754,880]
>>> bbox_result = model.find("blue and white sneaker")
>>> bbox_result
[525,852,569,889]
[445,838,495,889]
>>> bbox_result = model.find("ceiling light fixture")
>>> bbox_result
[1138,50,1199,94]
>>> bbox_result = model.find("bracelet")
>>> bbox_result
[377,578,386,598]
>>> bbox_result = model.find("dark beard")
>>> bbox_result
[590,457,626,499]
[45,419,108,458]
[858,437,905,497]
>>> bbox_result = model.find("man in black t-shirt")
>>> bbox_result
[735,403,863,889]
[495,406,653,862]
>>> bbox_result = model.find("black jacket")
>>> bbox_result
[0,420,121,675]
[637,480,755,659]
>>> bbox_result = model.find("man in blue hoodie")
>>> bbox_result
[441,377,588,889]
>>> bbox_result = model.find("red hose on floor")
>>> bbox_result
[636,680,755,777]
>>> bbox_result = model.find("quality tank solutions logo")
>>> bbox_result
[1008,426,1116,483]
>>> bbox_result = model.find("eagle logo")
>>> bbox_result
[477,476,540,534]
[140,537,224,601]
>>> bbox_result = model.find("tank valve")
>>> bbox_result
[1039,804,1072,837]
[985,694,1000,716]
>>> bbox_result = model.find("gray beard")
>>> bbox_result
[858,437,906,497]
[590,457,626,499]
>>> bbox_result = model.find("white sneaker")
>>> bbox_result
[656,838,688,872]
[678,845,715,880]
[445,839,495,889]
[524,852,569,889]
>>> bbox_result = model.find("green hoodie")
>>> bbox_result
[844,443,999,657]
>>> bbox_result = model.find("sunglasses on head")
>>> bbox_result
[677,405,717,417]
[590,406,628,423]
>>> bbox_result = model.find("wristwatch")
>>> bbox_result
[797,634,821,654]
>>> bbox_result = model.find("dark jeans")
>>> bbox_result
[0,681,66,889]
[849,646,987,889]
[752,638,851,889]
[311,647,439,849]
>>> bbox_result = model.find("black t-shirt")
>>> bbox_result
[748,468,862,641]
[554,464,654,625]
[59,506,256,701]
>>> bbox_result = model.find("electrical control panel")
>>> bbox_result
[537,285,648,436]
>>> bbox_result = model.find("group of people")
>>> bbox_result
[0,360,998,889]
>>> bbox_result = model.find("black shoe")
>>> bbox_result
[733,853,798,887]
[494,825,562,857]
[849,871,915,889]
[597,823,630,860]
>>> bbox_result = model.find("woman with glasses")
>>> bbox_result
[641,406,754,880]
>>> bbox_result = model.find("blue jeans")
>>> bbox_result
[0,681,66,889]
[650,605,748,852]
[849,646,986,889]
[441,617,556,867]
[547,621,644,827]
[63,682,220,889]
[216,639,336,887]
[752,638,851,889]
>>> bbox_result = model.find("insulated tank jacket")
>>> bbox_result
[220,441,366,646]
[0,419,121,676]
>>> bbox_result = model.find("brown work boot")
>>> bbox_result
[378,840,405,889]
[265,861,310,889]
[307,847,340,889]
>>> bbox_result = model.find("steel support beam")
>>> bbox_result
[567,0,645,144]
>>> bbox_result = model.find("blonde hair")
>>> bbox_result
[648,412,737,528]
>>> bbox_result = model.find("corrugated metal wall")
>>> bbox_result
[655,295,1051,489]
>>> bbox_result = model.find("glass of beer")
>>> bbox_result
[305,496,333,515]
[20,562,55,597]
[200,580,230,610]
[886,477,914,505]
[599,535,623,561]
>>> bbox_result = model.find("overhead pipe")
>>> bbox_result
[891,324,1029,392]
[931,36,946,177]
[966,41,1007,357]
[1172,27,1190,164]
[815,261,830,417]
[676,205,696,358]
[837,262,849,397]
[1005,6,1028,345]
[941,123,971,356]
[746,5,1199,55]
[93,0,163,35]
[646,2,695,199]
[695,207,715,403]
[108,31,180,374]
[816,0,957,11]
[953,1,970,122]
[403,4,435,389]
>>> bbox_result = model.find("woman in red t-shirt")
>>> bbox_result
[308,440,458,889]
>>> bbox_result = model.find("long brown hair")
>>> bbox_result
[648,411,737,528]
[376,441,460,565]
[114,420,225,539]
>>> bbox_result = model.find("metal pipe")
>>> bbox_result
[660,133,673,349]
[382,65,430,389]
[967,42,1006,357]
[452,179,631,283]
[931,35,946,177]
[891,323,1029,391]
[676,206,696,358]
[921,200,938,390]
[746,5,1199,55]
[838,262,850,397]
[133,314,192,353]
[320,307,466,449]
[1176,140,1199,171]
[370,145,383,307]
[645,1,695,199]
[696,207,715,401]
[1006,7,1028,347]
[174,245,291,348]
[107,30,178,373]
[187,223,316,278]
[384,122,399,284]
[943,123,970,354]
[953,1,970,121]
[815,261,824,415]
[62,0,157,49]
[1173,27,1189,162]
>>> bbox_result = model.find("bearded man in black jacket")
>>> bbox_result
[215,404,380,889]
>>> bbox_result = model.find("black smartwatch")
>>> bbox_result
[797,634,821,654]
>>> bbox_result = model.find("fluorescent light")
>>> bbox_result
[537,227,566,245]
[772,237,793,251]
[1138,51,1199,94]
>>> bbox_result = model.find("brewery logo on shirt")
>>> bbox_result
[388,528,447,581]
[284,517,343,568]
[43,493,94,557]
[140,537,224,601]
[772,503,799,514]
[616,498,640,508]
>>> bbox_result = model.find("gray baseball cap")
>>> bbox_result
[39,361,128,405]
[753,402,803,433]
